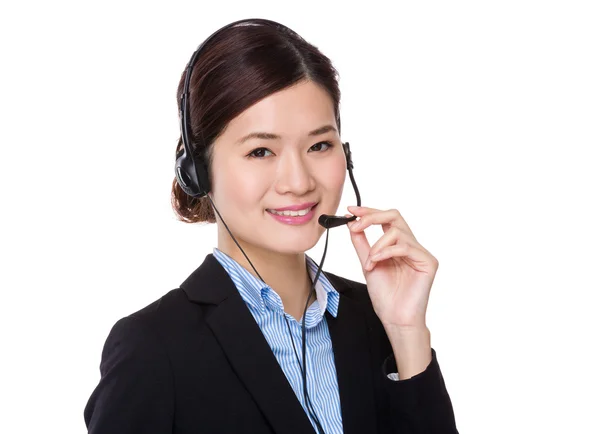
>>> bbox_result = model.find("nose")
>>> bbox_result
[273,150,316,196]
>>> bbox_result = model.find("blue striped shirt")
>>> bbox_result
[213,247,344,434]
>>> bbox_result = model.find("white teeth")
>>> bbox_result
[268,207,313,217]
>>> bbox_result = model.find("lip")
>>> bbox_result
[267,203,318,225]
[268,202,317,212]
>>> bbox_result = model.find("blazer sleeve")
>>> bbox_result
[382,348,459,434]
[84,316,175,433]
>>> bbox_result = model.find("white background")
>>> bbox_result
[1,1,599,433]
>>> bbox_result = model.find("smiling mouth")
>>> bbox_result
[266,203,318,217]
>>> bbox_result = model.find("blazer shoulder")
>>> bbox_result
[126,287,197,326]
[103,288,204,350]
[85,294,177,432]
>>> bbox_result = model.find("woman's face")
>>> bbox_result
[209,80,347,256]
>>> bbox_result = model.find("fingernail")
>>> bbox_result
[371,253,381,260]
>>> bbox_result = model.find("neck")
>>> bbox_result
[217,230,316,321]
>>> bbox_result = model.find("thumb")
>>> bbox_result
[345,214,371,268]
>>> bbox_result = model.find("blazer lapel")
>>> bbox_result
[181,254,316,434]
[325,275,379,434]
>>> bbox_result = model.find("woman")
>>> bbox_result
[84,18,458,434]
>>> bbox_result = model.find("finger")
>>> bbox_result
[368,226,404,257]
[350,208,414,237]
[345,214,372,268]
[366,243,434,273]
[350,208,397,231]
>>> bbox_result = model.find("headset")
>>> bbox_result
[175,18,362,434]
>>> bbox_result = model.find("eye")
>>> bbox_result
[309,141,334,152]
[247,148,274,159]
[246,141,333,159]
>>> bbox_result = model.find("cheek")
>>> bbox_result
[327,154,348,192]
[218,165,266,210]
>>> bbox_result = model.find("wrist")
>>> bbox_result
[384,325,432,380]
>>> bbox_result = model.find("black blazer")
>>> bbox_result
[84,254,458,433]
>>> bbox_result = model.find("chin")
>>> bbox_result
[260,231,320,255]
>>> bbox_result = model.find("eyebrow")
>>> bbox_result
[235,124,337,145]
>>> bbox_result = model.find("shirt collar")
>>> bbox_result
[213,247,339,318]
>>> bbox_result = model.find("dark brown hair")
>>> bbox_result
[171,21,341,223]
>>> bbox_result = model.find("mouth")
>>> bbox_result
[266,203,318,217]
[265,203,319,225]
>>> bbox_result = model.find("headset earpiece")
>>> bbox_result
[175,90,211,198]
[175,147,211,198]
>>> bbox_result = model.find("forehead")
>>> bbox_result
[222,80,337,140]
